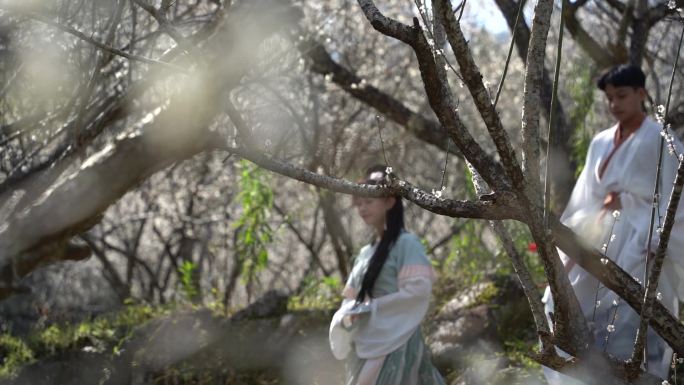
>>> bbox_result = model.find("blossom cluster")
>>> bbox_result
[656,105,681,158]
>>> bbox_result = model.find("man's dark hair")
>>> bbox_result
[597,64,646,90]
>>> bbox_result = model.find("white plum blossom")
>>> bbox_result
[656,104,667,123]
[660,124,680,157]
[601,258,609,265]
[607,324,615,332]
[431,186,446,199]
[657,292,663,301]
[369,171,384,181]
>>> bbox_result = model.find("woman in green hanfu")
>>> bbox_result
[329,165,446,385]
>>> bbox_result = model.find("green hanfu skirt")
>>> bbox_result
[346,328,445,385]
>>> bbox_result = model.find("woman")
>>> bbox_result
[329,165,446,385]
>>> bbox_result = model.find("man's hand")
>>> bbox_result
[603,191,622,210]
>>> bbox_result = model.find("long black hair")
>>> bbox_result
[355,165,404,304]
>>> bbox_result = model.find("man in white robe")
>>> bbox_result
[543,64,684,384]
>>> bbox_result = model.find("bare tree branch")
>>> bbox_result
[356,0,511,192]
[551,218,684,358]
[299,37,460,157]
[494,0,576,208]
[466,161,552,350]
[563,1,617,68]
[0,3,187,72]
[0,0,303,297]
[434,0,525,191]
[223,145,523,221]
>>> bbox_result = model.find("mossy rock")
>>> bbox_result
[0,334,34,378]
[427,274,539,381]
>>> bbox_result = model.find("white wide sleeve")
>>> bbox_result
[353,274,433,359]
[329,298,358,360]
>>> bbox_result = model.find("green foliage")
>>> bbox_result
[178,260,199,301]
[502,338,542,373]
[445,164,544,285]
[470,281,499,308]
[0,334,34,378]
[30,304,159,356]
[568,60,596,177]
[433,201,545,312]
[234,160,274,284]
[147,367,280,385]
[503,221,547,284]
[288,274,343,311]
[437,219,545,297]
[0,304,163,378]
[440,219,497,287]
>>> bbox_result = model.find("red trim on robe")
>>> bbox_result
[598,119,644,179]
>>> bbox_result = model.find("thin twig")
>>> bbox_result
[494,0,525,108]
[414,0,464,82]
[466,161,553,353]
[629,22,684,375]
[603,296,621,352]
[439,139,450,191]
[376,115,390,167]
[591,213,619,323]
[131,0,197,57]
[457,0,467,22]
[543,0,565,227]
[439,100,458,191]
[0,5,186,72]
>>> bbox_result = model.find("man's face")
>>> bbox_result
[603,84,646,124]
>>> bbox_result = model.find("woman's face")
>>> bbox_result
[353,196,395,229]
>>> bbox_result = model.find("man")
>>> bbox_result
[543,64,684,384]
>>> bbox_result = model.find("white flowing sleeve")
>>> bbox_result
[353,275,432,359]
[561,133,605,223]
[354,234,437,359]
[329,265,364,360]
[329,298,358,360]
[329,274,435,360]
